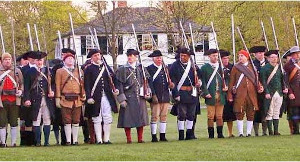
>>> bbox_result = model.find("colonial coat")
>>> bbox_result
[200,63,226,106]
[227,62,259,113]
[55,67,85,108]
[222,63,236,122]
[23,67,55,121]
[284,59,300,107]
[260,63,285,116]
[115,63,150,128]
[146,64,170,103]
[84,63,118,117]
[253,59,268,122]
[0,65,23,107]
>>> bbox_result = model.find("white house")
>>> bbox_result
[58,7,215,67]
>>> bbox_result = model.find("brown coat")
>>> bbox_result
[227,63,258,113]
[55,67,85,108]
[284,59,300,107]
[0,65,23,107]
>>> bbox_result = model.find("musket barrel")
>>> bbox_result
[34,24,41,51]
[292,17,299,46]
[260,21,270,51]
[27,23,34,51]
[231,14,236,64]
[0,25,5,53]
[57,30,63,50]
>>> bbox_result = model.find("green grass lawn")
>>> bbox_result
[0,108,299,161]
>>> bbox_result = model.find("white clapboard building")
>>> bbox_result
[57,7,216,67]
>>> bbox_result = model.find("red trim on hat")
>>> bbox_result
[63,53,75,61]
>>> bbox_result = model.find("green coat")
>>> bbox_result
[260,63,284,115]
[200,63,226,106]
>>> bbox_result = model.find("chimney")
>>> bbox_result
[117,1,127,8]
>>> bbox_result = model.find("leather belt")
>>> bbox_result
[180,86,192,91]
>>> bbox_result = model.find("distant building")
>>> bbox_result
[58,6,216,67]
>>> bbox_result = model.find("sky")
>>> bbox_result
[72,0,159,19]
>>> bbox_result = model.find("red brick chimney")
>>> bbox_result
[117,1,127,8]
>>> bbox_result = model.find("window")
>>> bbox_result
[142,34,152,50]
[81,36,86,55]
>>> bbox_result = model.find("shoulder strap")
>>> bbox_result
[177,60,191,91]
[289,65,299,82]
[206,64,219,89]
[0,70,11,82]
[62,67,80,85]
[91,66,105,97]
[267,65,279,85]
[152,66,162,81]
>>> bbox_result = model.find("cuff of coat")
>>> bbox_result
[117,93,127,103]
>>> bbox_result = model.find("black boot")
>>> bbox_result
[273,119,280,135]
[217,126,224,138]
[185,129,193,140]
[191,117,197,139]
[151,134,158,142]
[159,133,168,142]
[267,120,273,135]
[33,126,41,146]
[262,121,268,136]
[178,130,184,140]
[61,126,67,145]
[43,125,51,146]
[293,120,299,134]
[208,127,214,139]
[253,122,259,136]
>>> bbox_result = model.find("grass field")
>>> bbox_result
[0,108,299,161]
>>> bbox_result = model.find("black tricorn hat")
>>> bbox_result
[282,49,290,59]
[126,49,139,56]
[148,50,162,57]
[204,49,218,56]
[176,47,193,55]
[219,49,230,58]
[32,51,47,60]
[61,48,69,53]
[249,46,266,53]
[16,55,24,62]
[23,51,36,59]
[87,49,101,58]
[265,50,279,57]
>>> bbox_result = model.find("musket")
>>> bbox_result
[292,17,299,46]
[41,27,53,94]
[33,24,41,51]
[11,19,20,104]
[270,17,288,89]
[90,27,116,92]
[188,23,202,92]
[0,25,5,54]
[211,22,228,90]
[149,32,173,88]
[236,27,261,90]
[69,13,84,94]
[132,23,150,96]
[260,20,270,50]
[88,27,96,48]
[179,21,189,48]
[231,14,236,64]
[57,30,63,50]
[27,23,34,51]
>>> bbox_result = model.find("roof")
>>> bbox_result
[63,7,211,37]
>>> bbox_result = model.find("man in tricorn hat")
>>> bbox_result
[260,50,288,135]
[147,50,174,142]
[249,46,268,136]
[228,50,263,137]
[283,46,300,134]
[169,47,201,140]
[85,49,119,144]
[201,49,227,138]
[19,51,37,146]
[219,49,236,137]
[23,51,55,146]
[115,49,151,143]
